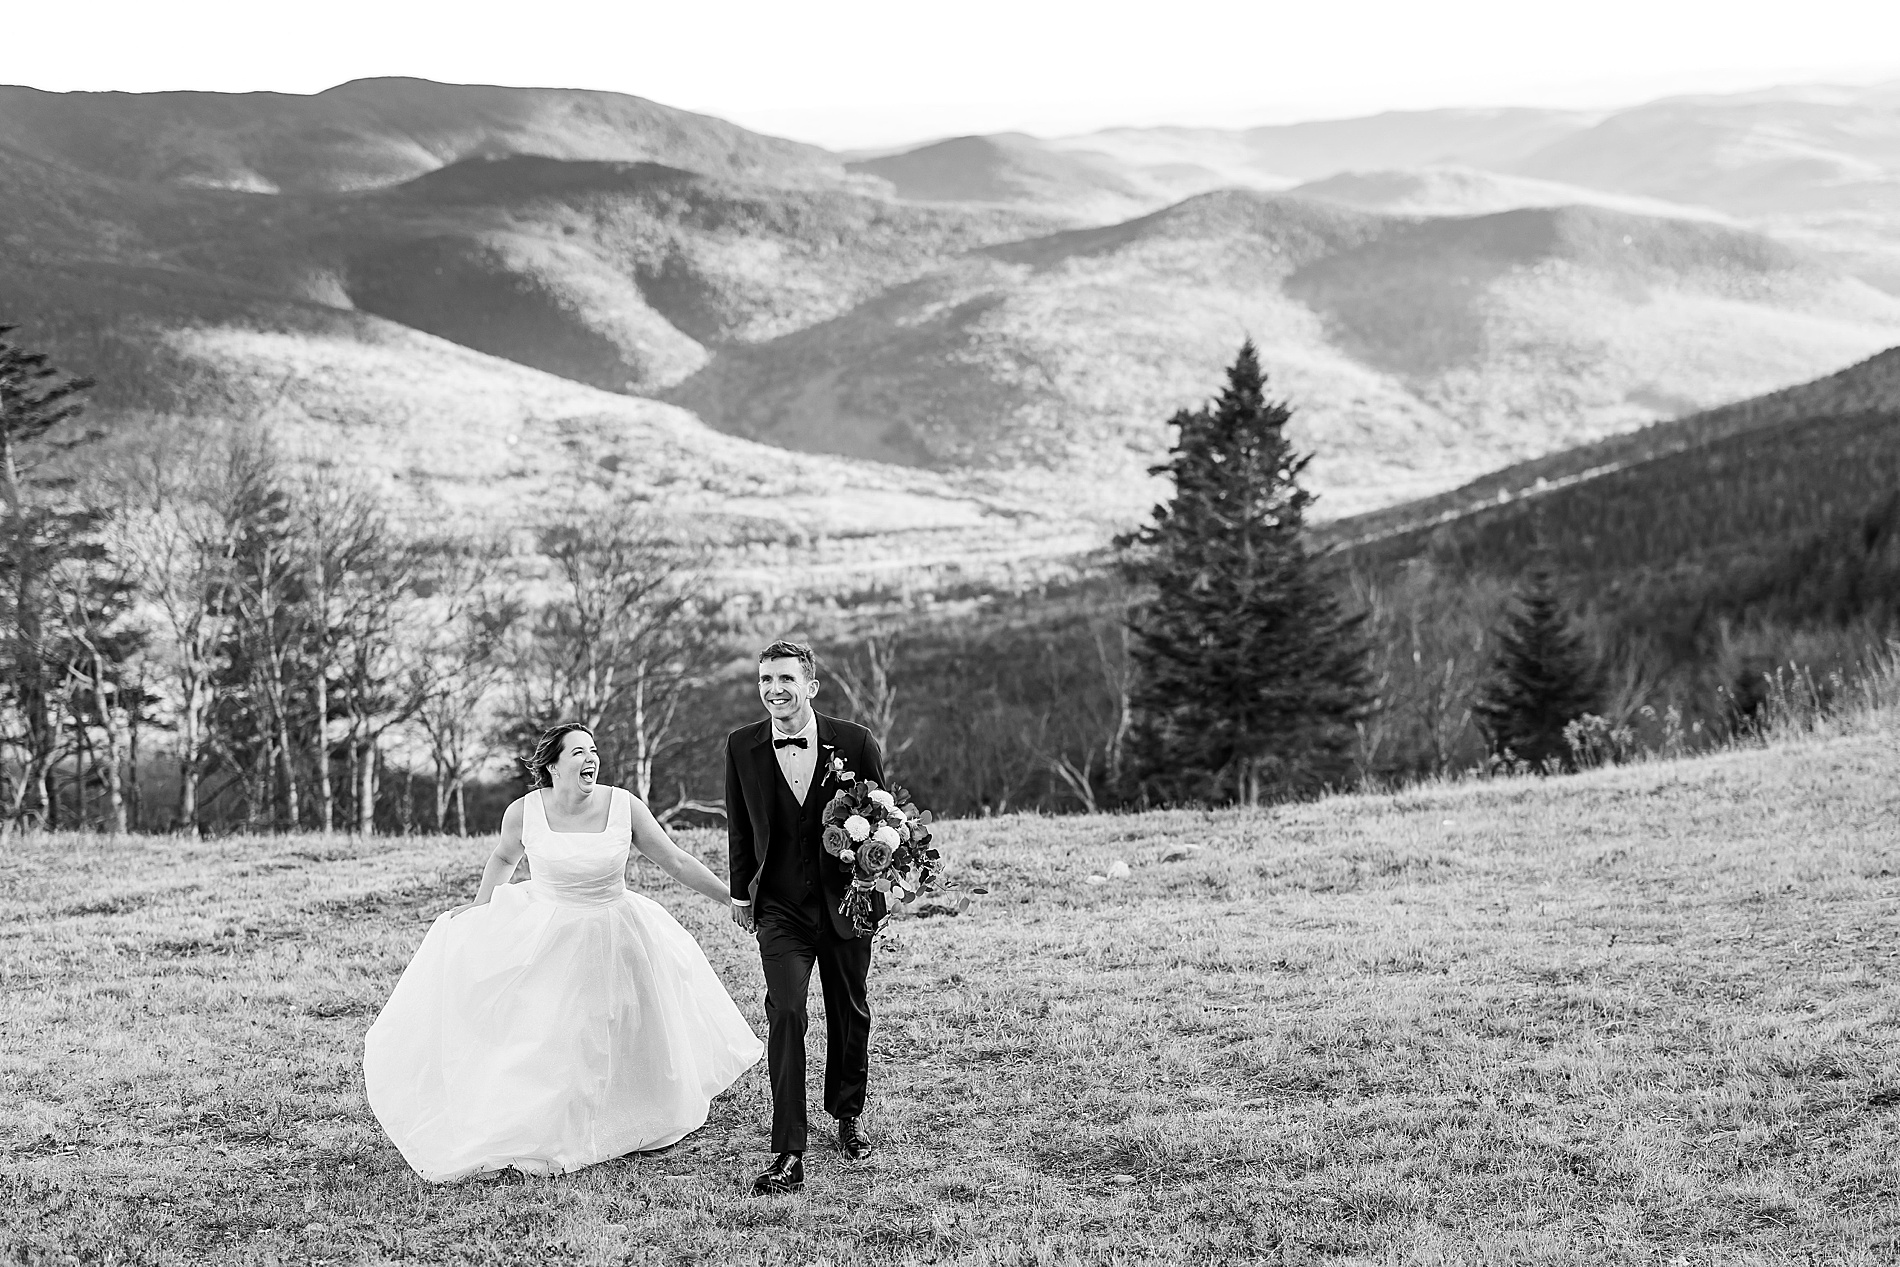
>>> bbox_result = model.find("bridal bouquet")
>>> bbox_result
[820,758,941,935]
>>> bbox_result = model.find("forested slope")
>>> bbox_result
[1345,407,1900,644]
[1323,345,1900,549]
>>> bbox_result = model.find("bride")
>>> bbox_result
[363,722,763,1182]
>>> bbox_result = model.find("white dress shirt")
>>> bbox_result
[772,713,819,806]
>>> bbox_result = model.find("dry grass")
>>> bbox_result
[4,732,1899,1265]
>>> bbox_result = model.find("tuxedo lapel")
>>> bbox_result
[748,720,780,785]
[742,721,779,894]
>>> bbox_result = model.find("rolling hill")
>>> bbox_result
[1507,82,1900,217]
[1320,346,1900,735]
[291,155,1055,394]
[848,109,1606,219]
[1044,107,1600,187]
[7,76,1900,571]
[0,78,848,194]
[894,83,1900,296]
[0,138,1089,586]
[844,133,1159,222]
[1284,166,1729,222]
[1343,401,1900,628]
[1021,83,1900,225]
[1323,344,1900,550]
[668,192,1900,517]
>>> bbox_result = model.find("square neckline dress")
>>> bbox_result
[363,786,763,1181]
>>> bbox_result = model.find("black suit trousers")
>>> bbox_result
[755,894,872,1153]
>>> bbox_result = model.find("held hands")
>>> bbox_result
[730,902,755,934]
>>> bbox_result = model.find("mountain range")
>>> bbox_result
[4,75,1899,584]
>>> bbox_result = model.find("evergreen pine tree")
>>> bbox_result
[0,327,98,835]
[0,325,91,508]
[1119,341,1371,805]
[1472,569,1602,771]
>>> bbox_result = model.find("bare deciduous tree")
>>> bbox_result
[1024,618,1131,812]
[1350,564,1501,783]
[51,529,144,834]
[318,481,427,836]
[97,435,240,833]
[0,327,94,839]
[509,504,716,806]
[300,466,419,834]
[217,434,309,829]
[831,635,914,782]
[407,536,519,834]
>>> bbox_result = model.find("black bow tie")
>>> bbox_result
[773,736,809,750]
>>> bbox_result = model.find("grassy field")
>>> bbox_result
[4,732,1899,1265]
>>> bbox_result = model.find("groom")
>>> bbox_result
[726,640,885,1196]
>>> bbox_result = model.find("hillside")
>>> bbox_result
[670,192,1900,516]
[1504,82,1900,297]
[1047,106,1599,185]
[0,128,1115,579]
[12,262,1050,563]
[0,158,1094,586]
[845,133,1160,221]
[10,76,1900,557]
[0,78,848,194]
[1038,84,1900,224]
[1344,404,1900,635]
[291,155,1055,393]
[844,108,1606,225]
[1324,344,1900,549]
[1508,82,1900,217]
[1032,84,1900,228]
[6,736,1898,1262]
[1317,344,1900,753]
[1286,166,1728,221]
[944,85,1900,298]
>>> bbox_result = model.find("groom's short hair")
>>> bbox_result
[758,639,817,678]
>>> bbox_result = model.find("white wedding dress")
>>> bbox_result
[363,786,763,1182]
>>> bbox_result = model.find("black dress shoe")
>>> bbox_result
[836,1116,874,1161]
[750,1152,803,1195]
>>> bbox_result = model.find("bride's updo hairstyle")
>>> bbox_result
[521,722,594,789]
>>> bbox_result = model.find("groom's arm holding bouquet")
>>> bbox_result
[827,722,892,937]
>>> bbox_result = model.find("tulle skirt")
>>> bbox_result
[363,883,763,1182]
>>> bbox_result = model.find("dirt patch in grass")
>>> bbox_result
[59,895,151,917]
[304,876,464,922]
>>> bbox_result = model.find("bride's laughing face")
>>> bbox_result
[551,730,600,792]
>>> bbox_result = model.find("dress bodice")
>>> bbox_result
[521,787,632,907]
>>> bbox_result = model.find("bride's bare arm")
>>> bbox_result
[449,801,527,917]
[628,794,731,904]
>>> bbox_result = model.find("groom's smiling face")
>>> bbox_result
[758,657,818,729]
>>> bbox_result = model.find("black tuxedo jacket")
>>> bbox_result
[725,712,886,939]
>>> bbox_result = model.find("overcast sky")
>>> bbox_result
[12,0,1900,149]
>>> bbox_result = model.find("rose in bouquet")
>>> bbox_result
[819,757,941,936]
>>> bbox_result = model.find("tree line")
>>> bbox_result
[809,346,1900,810]
[0,326,739,837]
[11,322,1886,834]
